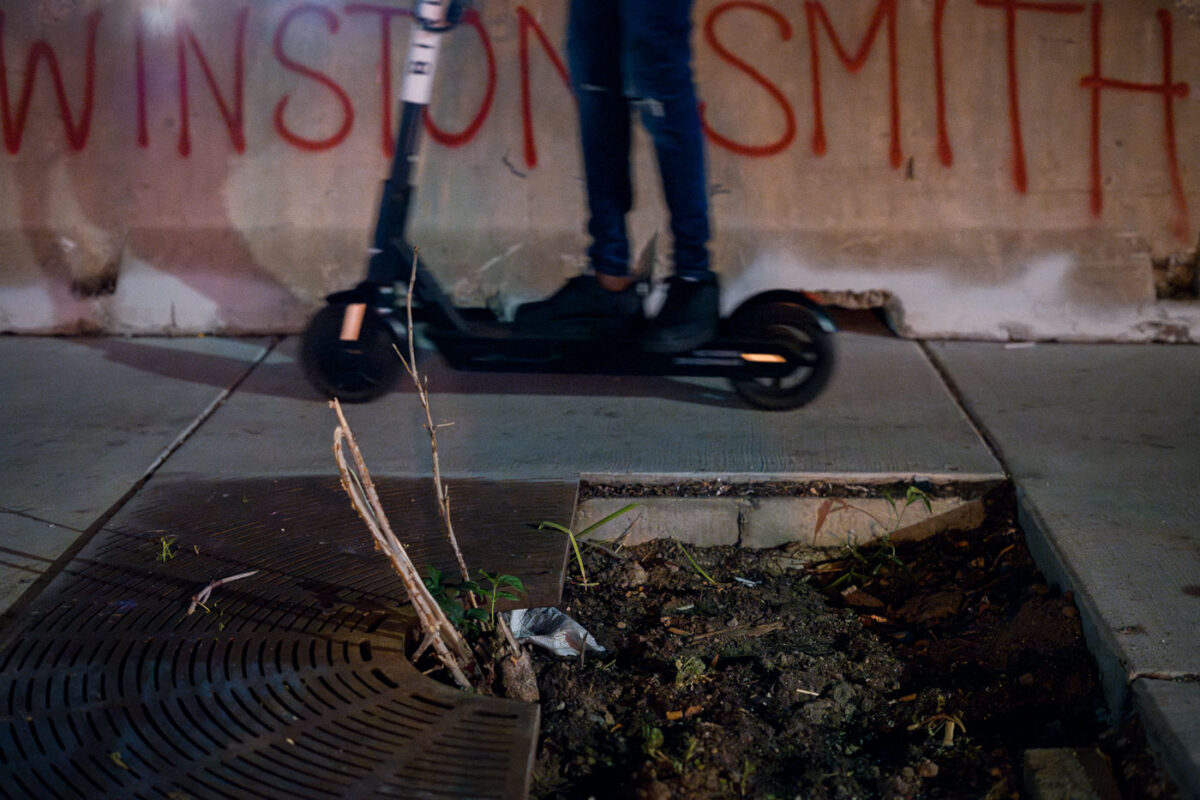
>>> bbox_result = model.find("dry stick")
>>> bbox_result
[390,254,540,697]
[394,250,472,587]
[332,400,475,690]
[186,570,260,615]
[687,620,785,643]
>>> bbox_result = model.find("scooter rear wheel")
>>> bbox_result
[300,304,401,402]
[727,301,834,411]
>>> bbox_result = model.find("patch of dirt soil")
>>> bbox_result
[529,493,1180,799]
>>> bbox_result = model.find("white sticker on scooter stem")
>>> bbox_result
[402,1,445,105]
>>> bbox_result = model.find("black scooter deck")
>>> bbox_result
[421,320,812,381]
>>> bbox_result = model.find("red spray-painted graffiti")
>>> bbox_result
[1081,3,1190,239]
[932,0,953,167]
[0,2,1193,240]
[516,6,570,169]
[346,5,496,152]
[806,0,902,169]
[274,5,354,151]
[175,7,248,155]
[0,10,99,153]
[701,2,796,158]
[975,0,1086,194]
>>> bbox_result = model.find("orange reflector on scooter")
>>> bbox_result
[741,352,787,364]
[340,303,367,341]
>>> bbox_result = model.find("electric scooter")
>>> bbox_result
[300,0,835,411]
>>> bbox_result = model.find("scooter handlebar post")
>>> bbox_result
[401,0,455,105]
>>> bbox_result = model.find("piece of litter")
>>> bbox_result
[734,576,761,587]
[507,608,605,657]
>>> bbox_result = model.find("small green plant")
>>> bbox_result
[472,570,526,629]
[884,484,933,526]
[739,758,757,797]
[422,566,526,632]
[642,724,665,760]
[156,536,176,563]
[640,726,705,777]
[826,535,909,591]
[674,654,709,689]
[423,565,470,626]
[815,484,930,591]
[537,502,640,587]
[675,541,718,586]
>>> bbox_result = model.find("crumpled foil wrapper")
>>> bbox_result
[506,607,606,657]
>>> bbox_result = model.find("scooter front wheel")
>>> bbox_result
[300,304,402,402]
[727,301,834,411]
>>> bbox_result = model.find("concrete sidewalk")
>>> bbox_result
[0,332,1196,797]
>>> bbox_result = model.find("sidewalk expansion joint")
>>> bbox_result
[0,507,84,532]
[917,341,1012,477]
[0,338,279,636]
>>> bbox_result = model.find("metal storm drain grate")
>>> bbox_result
[0,477,574,800]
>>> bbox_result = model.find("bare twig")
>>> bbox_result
[687,620,785,642]
[332,400,476,690]
[187,570,259,615]
[394,251,472,587]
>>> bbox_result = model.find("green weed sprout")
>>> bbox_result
[537,502,640,586]
[423,565,469,627]
[820,484,930,590]
[675,541,718,586]
[472,570,525,629]
[422,565,525,632]
[884,484,933,527]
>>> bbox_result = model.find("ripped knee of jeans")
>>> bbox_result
[632,97,666,118]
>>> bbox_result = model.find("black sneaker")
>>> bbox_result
[513,275,643,338]
[643,274,720,353]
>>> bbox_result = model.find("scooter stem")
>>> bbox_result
[403,0,449,106]
[361,0,453,290]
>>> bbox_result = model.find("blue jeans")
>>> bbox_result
[567,0,711,279]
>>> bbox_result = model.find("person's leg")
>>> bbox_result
[512,0,643,337]
[622,0,710,278]
[622,0,718,352]
[569,0,633,280]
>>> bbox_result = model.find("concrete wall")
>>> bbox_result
[1,0,1198,340]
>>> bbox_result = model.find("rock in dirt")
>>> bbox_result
[1023,747,1122,800]
[500,646,540,703]
[841,584,886,609]
[896,589,964,624]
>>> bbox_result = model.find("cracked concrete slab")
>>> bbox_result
[576,488,992,550]
[0,513,80,615]
[0,337,274,531]
[0,336,275,614]
[159,333,1003,483]
[927,341,1200,799]
[1134,679,1200,800]
[926,342,1200,705]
